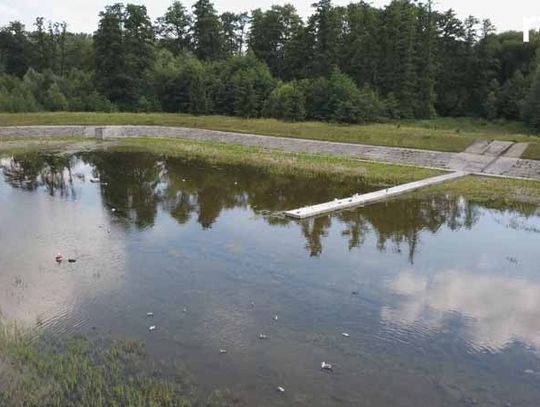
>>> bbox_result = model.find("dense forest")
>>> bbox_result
[1,0,540,130]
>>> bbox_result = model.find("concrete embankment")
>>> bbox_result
[1,125,539,180]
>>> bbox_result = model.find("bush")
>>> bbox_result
[209,53,276,118]
[302,77,330,121]
[264,82,306,121]
[43,83,69,111]
[326,69,387,123]
[0,68,116,113]
[523,68,540,131]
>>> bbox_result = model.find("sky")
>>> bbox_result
[0,0,537,34]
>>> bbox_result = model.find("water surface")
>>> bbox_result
[1,150,540,406]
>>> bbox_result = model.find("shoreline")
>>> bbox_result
[1,135,540,208]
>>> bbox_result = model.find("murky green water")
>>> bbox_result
[1,150,540,406]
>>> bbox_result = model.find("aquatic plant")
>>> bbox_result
[0,321,242,407]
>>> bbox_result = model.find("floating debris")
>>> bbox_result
[182,307,188,313]
[524,369,535,374]
[68,258,77,263]
[55,253,63,263]
[273,315,279,321]
[351,291,359,295]
[90,178,108,185]
[258,333,268,340]
[276,386,285,394]
[182,179,186,182]
[250,301,255,309]
[321,362,333,372]
[111,208,116,212]
[146,312,154,317]
[342,333,350,337]
[148,325,157,331]
[219,349,228,354]
[506,256,518,264]
[234,181,238,185]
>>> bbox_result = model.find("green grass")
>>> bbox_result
[418,175,540,210]
[1,112,539,158]
[522,142,540,160]
[0,322,239,407]
[115,137,441,186]
[0,136,92,155]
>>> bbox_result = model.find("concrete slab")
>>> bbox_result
[503,143,529,158]
[464,140,490,154]
[285,172,468,219]
[448,152,493,172]
[504,159,540,180]
[482,141,514,157]
[483,157,521,176]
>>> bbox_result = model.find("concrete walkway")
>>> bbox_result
[1,125,539,180]
[285,172,469,219]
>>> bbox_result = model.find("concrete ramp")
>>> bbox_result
[285,171,468,219]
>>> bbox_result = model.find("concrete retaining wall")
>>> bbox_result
[0,125,97,137]
[1,125,539,180]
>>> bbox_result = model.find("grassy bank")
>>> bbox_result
[523,142,540,160]
[419,176,540,210]
[114,137,441,185]
[0,136,96,155]
[0,322,238,407]
[1,112,539,158]
[1,136,540,206]
[113,137,540,206]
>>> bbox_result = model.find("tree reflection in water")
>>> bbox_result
[1,152,77,199]
[1,151,485,260]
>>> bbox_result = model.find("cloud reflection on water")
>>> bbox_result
[383,270,540,352]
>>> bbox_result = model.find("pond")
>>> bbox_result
[1,150,540,406]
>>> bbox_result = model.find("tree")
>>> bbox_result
[499,70,528,120]
[123,4,155,107]
[303,77,330,120]
[94,3,126,106]
[434,9,467,115]
[248,5,303,78]
[192,0,223,60]
[339,2,381,88]
[2,0,540,128]
[523,67,540,130]
[282,21,312,80]
[43,82,68,111]
[379,0,418,118]
[483,79,500,120]
[156,1,192,55]
[0,21,31,77]
[33,17,50,71]
[308,0,343,77]
[58,22,67,76]
[326,68,386,123]
[63,33,94,72]
[415,0,436,118]
[207,54,275,117]
[221,12,248,56]
[94,3,154,110]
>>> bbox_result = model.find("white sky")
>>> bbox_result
[0,0,537,34]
